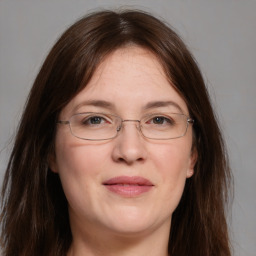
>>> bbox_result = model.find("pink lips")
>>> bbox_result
[103,176,154,197]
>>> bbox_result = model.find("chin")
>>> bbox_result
[102,207,170,236]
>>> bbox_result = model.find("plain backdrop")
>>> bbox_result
[0,1,255,255]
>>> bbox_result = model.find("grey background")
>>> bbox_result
[0,1,255,255]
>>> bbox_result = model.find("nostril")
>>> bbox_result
[117,156,144,165]
[117,157,126,163]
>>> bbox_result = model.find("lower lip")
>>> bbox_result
[104,184,153,197]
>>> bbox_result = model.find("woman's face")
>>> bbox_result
[51,46,197,239]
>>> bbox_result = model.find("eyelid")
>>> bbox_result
[75,112,116,117]
[71,112,187,122]
[74,112,118,123]
[142,112,182,118]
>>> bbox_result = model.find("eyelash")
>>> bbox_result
[81,116,111,125]
[79,114,176,126]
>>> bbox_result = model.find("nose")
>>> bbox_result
[111,120,147,165]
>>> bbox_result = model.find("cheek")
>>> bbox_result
[149,141,192,193]
[150,141,191,174]
[54,136,110,193]
[55,137,110,176]
[54,139,115,219]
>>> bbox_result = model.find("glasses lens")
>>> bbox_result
[140,113,189,139]
[66,112,191,140]
[69,113,120,140]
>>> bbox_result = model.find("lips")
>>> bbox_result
[103,176,154,197]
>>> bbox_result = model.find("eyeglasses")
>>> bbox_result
[57,112,194,141]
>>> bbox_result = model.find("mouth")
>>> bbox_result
[103,176,154,197]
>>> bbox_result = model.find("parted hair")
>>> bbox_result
[1,10,232,256]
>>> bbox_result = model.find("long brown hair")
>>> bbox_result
[1,10,232,255]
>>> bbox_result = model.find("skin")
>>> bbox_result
[51,46,197,256]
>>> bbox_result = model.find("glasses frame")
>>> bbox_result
[57,112,194,141]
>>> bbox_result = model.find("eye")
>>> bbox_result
[152,116,168,124]
[146,116,174,125]
[80,114,111,126]
[87,116,104,125]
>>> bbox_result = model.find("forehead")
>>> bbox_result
[61,46,188,117]
[87,46,168,88]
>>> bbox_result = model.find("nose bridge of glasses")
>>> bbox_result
[116,119,141,132]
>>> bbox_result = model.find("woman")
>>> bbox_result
[1,10,232,256]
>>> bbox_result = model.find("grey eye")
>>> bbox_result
[81,116,109,126]
[87,116,103,125]
[147,116,173,125]
[152,117,165,124]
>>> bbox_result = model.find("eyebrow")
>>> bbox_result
[74,100,115,112]
[143,101,184,113]
[74,100,184,113]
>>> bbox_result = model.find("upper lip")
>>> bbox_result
[103,176,154,186]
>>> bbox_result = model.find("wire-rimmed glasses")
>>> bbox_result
[57,112,194,141]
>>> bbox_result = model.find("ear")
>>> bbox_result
[48,152,58,173]
[186,147,198,178]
